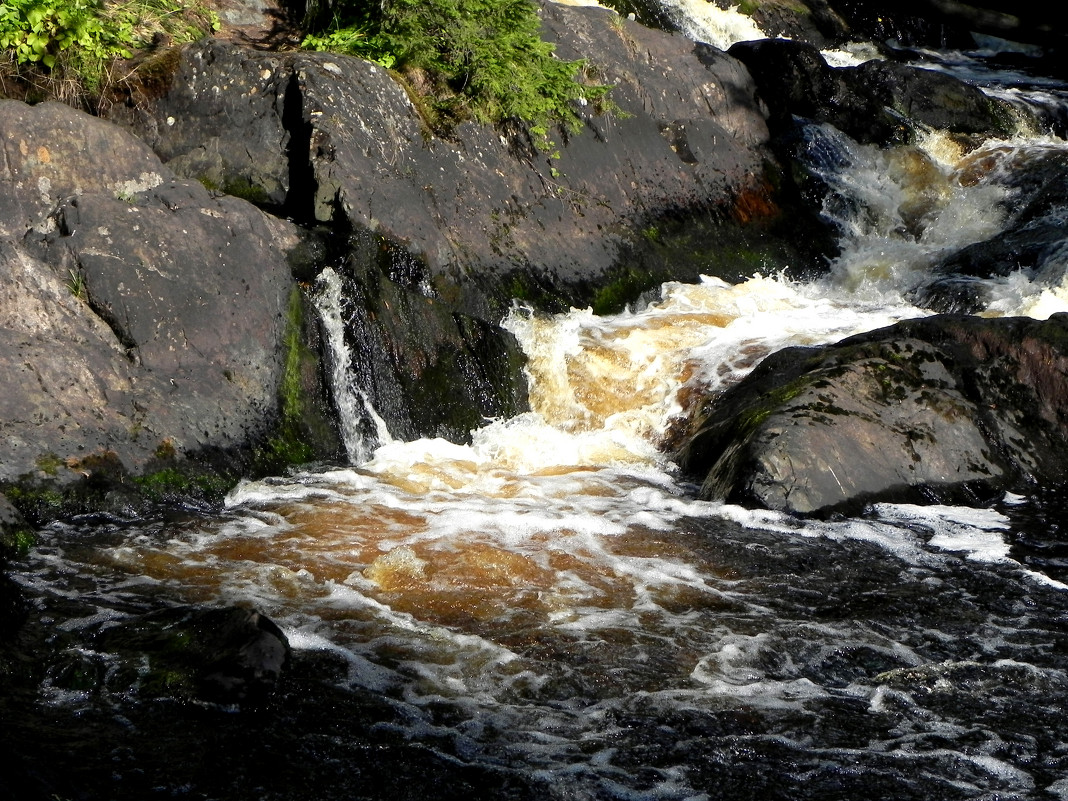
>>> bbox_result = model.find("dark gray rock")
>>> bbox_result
[915,148,1068,312]
[332,231,529,443]
[728,39,1019,148]
[0,99,337,497]
[678,314,1068,515]
[0,493,29,551]
[93,605,290,704]
[846,0,1068,54]
[109,5,810,320]
[845,59,1017,138]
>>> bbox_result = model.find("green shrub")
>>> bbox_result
[302,0,612,147]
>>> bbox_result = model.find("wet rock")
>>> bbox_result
[94,605,290,704]
[839,0,1068,55]
[0,493,29,555]
[108,6,813,320]
[735,0,850,48]
[332,232,529,443]
[728,39,898,144]
[729,39,1018,148]
[726,0,1066,57]
[97,5,836,444]
[845,59,1017,138]
[0,495,28,640]
[678,314,1068,515]
[0,99,339,505]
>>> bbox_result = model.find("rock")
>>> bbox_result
[845,59,1017,139]
[0,99,340,507]
[728,39,1019,148]
[0,494,28,640]
[677,314,1068,515]
[728,39,901,145]
[0,100,173,238]
[108,5,821,320]
[851,0,1068,55]
[730,0,1065,57]
[93,605,290,704]
[734,0,851,48]
[330,231,530,443]
[0,493,29,555]
[97,6,839,446]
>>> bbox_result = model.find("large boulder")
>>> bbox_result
[824,0,1068,55]
[728,38,1020,148]
[108,3,823,320]
[677,314,1068,515]
[728,0,1068,57]
[0,100,338,511]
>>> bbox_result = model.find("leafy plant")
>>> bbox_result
[0,0,130,70]
[301,0,613,148]
[1,0,218,100]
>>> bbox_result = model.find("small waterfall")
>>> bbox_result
[314,266,393,464]
[656,1,769,50]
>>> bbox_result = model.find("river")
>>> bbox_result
[6,7,1068,801]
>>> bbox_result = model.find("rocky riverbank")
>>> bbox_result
[4,0,1061,525]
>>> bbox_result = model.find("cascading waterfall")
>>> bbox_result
[314,266,393,464]
[37,112,1067,798]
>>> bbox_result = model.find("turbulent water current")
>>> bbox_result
[9,9,1068,801]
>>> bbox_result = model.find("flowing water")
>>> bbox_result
[8,10,1068,801]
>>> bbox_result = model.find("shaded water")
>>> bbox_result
[7,10,1068,801]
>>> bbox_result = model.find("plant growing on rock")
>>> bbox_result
[0,0,217,105]
[301,0,613,148]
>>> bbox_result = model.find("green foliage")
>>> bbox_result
[0,0,218,97]
[590,265,656,315]
[0,526,37,558]
[35,452,64,476]
[0,0,131,71]
[133,467,232,504]
[66,268,88,301]
[221,176,271,206]
[302,0,612,148]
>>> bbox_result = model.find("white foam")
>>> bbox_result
[656,1,769,50]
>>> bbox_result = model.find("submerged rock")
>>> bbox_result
[93,605,290,704]
[678,314,1068,515]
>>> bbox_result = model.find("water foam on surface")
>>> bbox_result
[655,1,768,50]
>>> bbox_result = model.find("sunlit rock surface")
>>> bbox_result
[0,100,332,493]
[108,3,821,319]
[679,314,1068,514]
